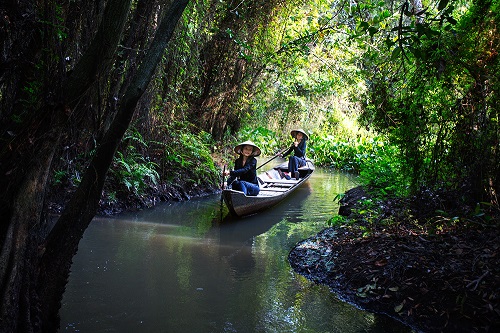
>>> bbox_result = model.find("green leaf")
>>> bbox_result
[368,27,378,37]
[391,46,401,60]
[358,21,369,32]
[446,16,457,25]
[438,0,450,11]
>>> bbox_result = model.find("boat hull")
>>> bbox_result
[223,160,314,217]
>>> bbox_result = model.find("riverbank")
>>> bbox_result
[288,186,499,333]
[48,154,225,216]
[48,174,219,216]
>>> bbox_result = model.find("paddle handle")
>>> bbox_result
[256,145,292,170]
[221,165,226,188]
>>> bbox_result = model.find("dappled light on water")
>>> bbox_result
[60,168,411,333]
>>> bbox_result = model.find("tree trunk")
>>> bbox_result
[37,1,189,332]
[1,0,189,332]
[0,113,63,333]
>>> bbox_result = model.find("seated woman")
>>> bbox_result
[225,140,261,196]
[281,129,308,180]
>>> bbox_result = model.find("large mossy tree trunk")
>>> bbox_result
[0,1,189,332]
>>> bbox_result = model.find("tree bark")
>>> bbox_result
[0,115,62,333]
[37,1,189,332]
[0,0,131,332]
[62,0,134,106]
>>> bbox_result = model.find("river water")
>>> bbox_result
[60,167,411,333]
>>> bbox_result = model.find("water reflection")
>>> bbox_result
[60,168,411,333]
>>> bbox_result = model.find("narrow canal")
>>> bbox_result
[60,167,412,333]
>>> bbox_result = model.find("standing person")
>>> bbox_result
[281,129,308,180]
[225,140,261,196]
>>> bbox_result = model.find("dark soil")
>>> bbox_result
[289,186,500,333]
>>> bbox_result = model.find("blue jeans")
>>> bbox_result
[288,156,306,173]
[232,180,260,196]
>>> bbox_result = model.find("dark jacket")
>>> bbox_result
[283,139,307,158]
[227,156,258,185]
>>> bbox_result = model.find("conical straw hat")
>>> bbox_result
[291,129,308,140]
[234,140,261,156]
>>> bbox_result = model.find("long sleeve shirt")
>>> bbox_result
[227,156,258,185]
[282,139,306,158]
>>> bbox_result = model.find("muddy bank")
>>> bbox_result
[48,176,219,216]
[289,186,499,333]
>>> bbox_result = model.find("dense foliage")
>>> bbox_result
[253,0,499,207]
[0,0,498,332]
[356,0,499,205]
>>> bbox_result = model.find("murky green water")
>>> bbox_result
[60,167,411,332]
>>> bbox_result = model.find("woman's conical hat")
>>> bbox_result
[291,129,308,140]
[234,140,261,156]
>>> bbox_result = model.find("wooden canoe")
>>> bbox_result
[222,159,314,217]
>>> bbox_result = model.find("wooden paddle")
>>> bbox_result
[256,144,292,170]
[220,164,226,201]
[219,164,226,218]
